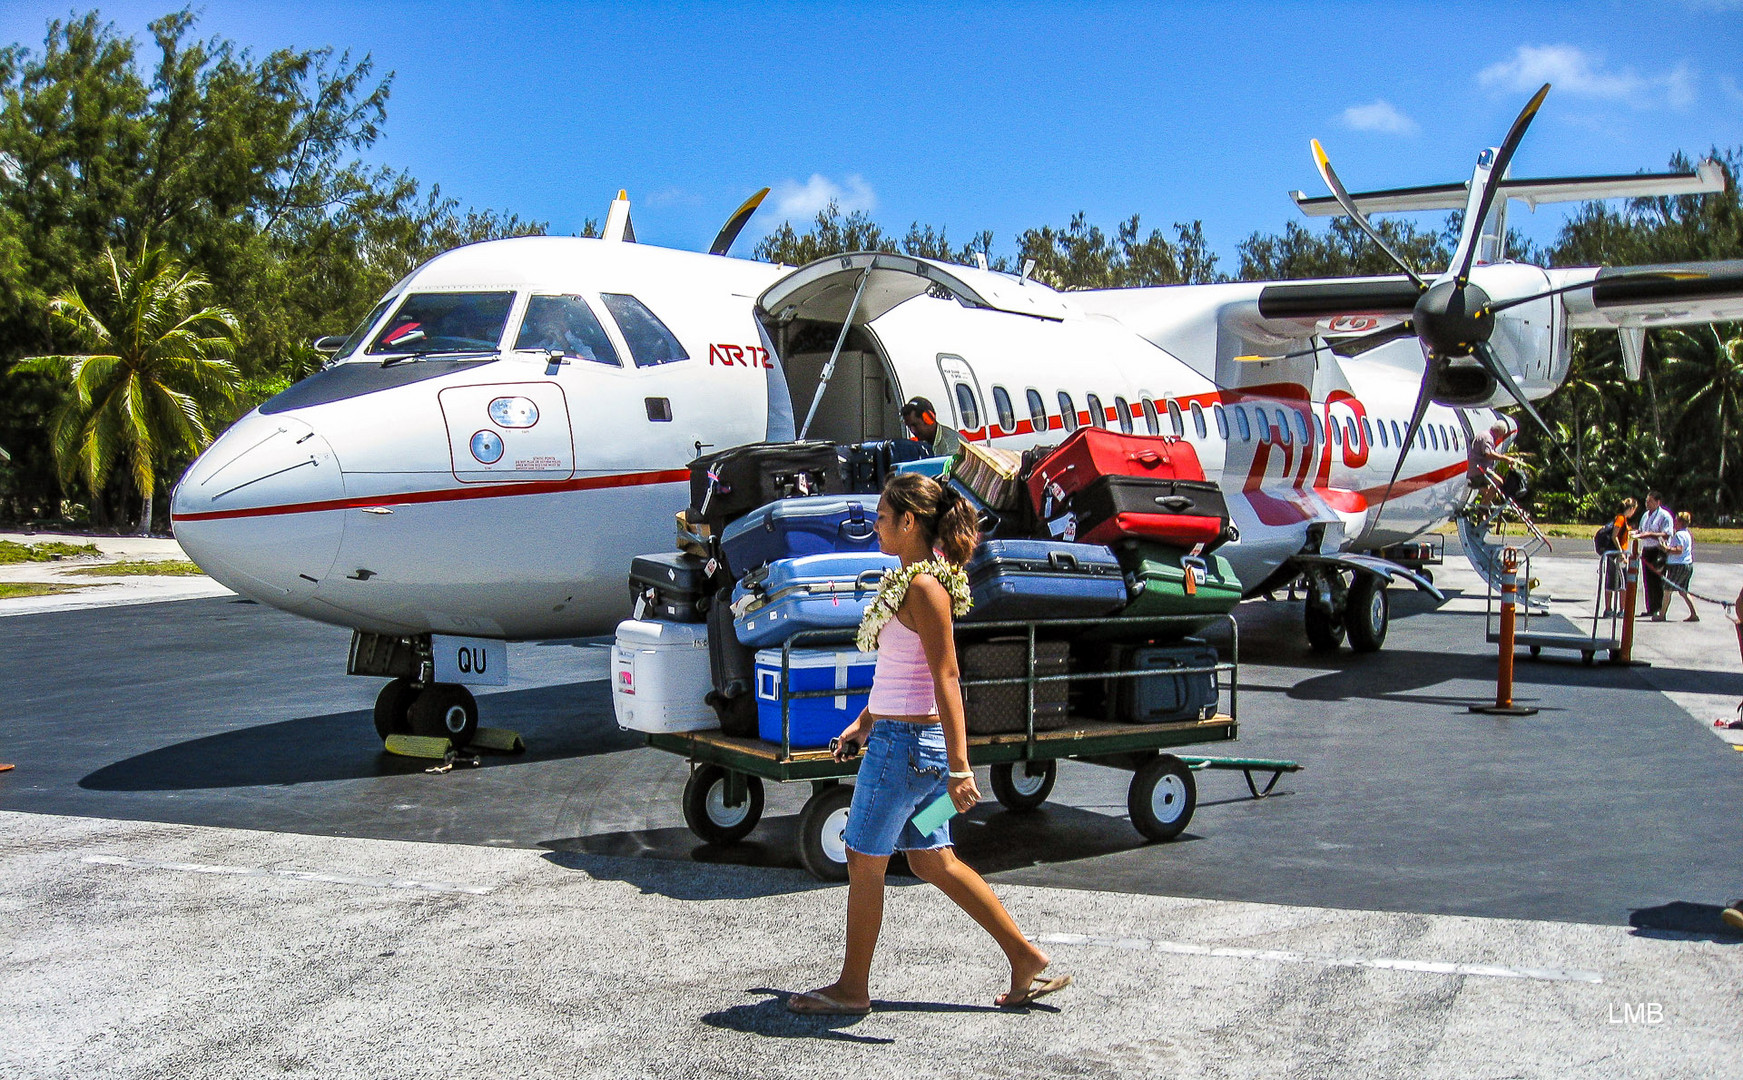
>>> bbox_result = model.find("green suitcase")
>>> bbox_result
[1113,540,1243,618]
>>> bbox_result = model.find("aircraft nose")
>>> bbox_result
[171,411,346,604]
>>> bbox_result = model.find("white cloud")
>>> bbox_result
[1477,44,1695,109]
[771,174,877,220]
[1340,100,1418,135]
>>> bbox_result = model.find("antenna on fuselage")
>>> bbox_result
[604,190,636,243]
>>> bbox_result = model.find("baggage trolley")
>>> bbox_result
[643,613,1301,880]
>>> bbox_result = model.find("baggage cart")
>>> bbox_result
[643,613,1301,880]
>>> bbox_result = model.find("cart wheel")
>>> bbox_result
[797,784,855,881]
[1530,645,1542,657]
[1128,755,1196,842]
[682,765,764,844]
[990,761,1056,812]
[1581,651,1595,666]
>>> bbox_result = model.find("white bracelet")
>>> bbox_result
[948,770,974,780]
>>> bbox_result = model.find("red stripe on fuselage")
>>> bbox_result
[170,467,691,523]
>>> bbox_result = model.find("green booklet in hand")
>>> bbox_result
[910,791,958,835]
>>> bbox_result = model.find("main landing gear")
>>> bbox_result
[1303,567,1389,655]
[373,677,480,746]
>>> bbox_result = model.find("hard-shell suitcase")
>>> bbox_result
[953,442,1026,510]
[731,552,899,648]
[840,439,931,492]
[1113,540,1244,618]
[688,441,840,532]
[628,551,710,623]
[1028,428,1229,548]
[718,494,881,576]
[895,456,951,479]
[961,539,1127,623]
[705,582,759,737]
[754,647,876,748]
[611,620,717,733]
[959,637,1071,734]
[1115,638,1220,723]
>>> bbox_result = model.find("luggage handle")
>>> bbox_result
[1128,448,1169,468]
[1154,494,1194,512]
[856,568,886,589]
[1046,550,1080,572]
[841,504,875,542]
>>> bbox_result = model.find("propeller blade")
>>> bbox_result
[1328,321,1416,357]
[1311,140,1428,289]
[1470,341,1552,438]
[708,187,770,256]
[1448,84,1551,283]
[1371,362,1437,531]
[1483,268,1710,315]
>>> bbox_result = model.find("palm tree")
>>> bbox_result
[14,247,240,534]
[1661,325,1743,515]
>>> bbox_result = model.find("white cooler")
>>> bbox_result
[611,620,718,733]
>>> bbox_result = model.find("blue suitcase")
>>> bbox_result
[961,539,1127,623]
[1118,638,1220,723]
[731,552,898,648]
[718,494,881,576]
[755,647,876,748]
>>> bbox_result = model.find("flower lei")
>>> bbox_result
[856,557,973,652]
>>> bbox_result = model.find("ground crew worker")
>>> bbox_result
[901,397,963,459]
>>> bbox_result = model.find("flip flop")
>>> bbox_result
[997,973,1072,1008]
[786,990,870,1016]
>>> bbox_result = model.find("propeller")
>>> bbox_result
[709,187,770,256]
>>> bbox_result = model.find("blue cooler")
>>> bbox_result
[894,456,951,479]
[732,552,897,648]
[755,647,876,748]
[718,494,881,576]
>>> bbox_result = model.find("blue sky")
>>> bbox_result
[5,2,1742,271]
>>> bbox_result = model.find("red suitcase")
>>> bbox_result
[1027,429,1229,548]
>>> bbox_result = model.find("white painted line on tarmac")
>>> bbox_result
[80,854,494,895]
[1035,932,1603,984]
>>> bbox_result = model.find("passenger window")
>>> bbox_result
[1291,410,1309,444]
[1234,406,1252,442]
[954,383,982,431]
[1167,400,1185,438]
[1214,404,1228,440]
[1141,397,1160,436]
[368,291,516,355]
[1275,408,1291,445]
[1255,409,1273,442]
[1026,389,1048,431]
[992,386,1016,434]
[1392,420,1404,447]
[1362,417,1375,448]
[1346,417,1360,448]
[1331,416,1342,446]
[1313,413,1326,442]
[1377,420,1390,448]
[515,295,622,366]
[600,293,688,366]
[1114,396,1134,434]
[1190,402,1207,440]
[1085,393,1106,429]
[1058,391,1079,432]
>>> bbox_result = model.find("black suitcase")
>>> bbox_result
[838,439,931,493]
[688,441,841,532]
[959,637,1071,735]
[628,552,710,623]
[1067,475,1230,549]
[704,583,759,736]
[1111,638,1220,723]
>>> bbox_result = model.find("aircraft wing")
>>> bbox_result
[1558,259,1743,328]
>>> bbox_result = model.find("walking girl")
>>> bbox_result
[788,473,1069,1015]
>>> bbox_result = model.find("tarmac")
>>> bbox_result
[2,532,1741,1077]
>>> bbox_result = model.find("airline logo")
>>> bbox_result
[708,344,772,368]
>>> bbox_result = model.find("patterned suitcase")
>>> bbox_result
[731,552,899,648]
[960,637,1072,734]
[718,494,881,576]
[961,539,1128,623]
[953,441,1026,510]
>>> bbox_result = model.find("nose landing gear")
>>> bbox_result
[374,677,481,746]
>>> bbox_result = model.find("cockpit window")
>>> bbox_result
[514,295,621,366]
[335,297,393,359]
[600,293,688,366]
[367,292,515,355]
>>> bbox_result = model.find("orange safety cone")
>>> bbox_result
[1472,546,1538,716]
[1611,542,1650,667]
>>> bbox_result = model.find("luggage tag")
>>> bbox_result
[1180,555,1207,594]
[633,590,650,620]
[1047,512,1078,542]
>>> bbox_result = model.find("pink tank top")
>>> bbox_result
[868,615,937,716]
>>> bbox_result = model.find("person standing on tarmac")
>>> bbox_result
[1637,492,1675,619]
[788,473,1069,1016]
[1663,511,1698,622]
[900,397,963,460]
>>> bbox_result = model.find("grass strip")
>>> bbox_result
[0,582,90,599]
[0,540,102,564]
[64,559,207,577]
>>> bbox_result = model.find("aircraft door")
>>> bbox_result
[936,354,987,439]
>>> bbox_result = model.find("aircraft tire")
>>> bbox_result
[1128,755,1196,842]
[681,764,764,845]
[796,783,855,881]
[373,678,418,741]
[1304,603,1346,653]
[1345,575,1389,653]
[990,761,1056,812]
[407,683,479,746]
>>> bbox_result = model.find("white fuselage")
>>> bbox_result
[172,237,1509,640]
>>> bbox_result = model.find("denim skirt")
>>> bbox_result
[842,719,953,857]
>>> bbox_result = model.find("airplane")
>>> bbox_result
[170,86,1743,744]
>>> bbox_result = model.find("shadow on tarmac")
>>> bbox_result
[78,682,637,791]
[1629,901,1743,944]
[698,989,1025,1045]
